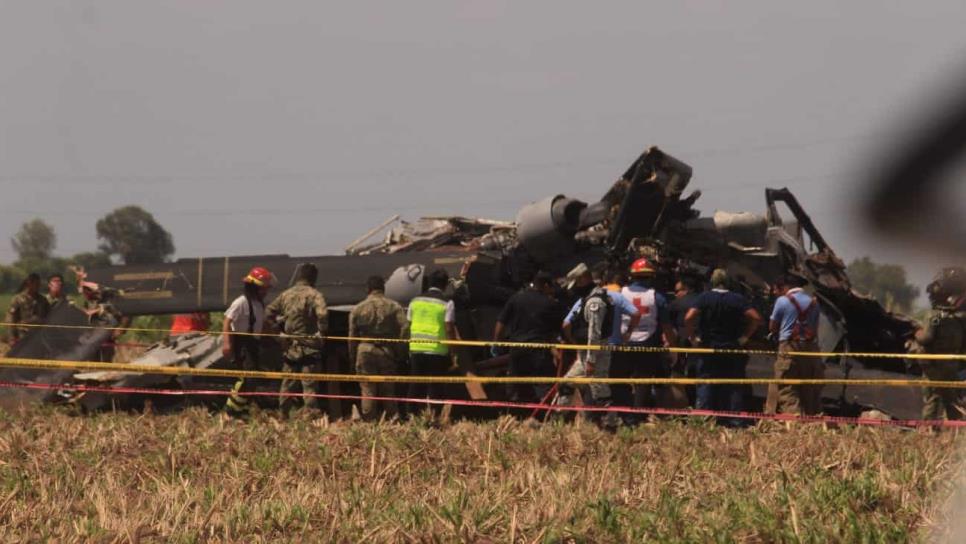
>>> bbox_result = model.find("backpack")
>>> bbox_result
[571,288,615,345]
[928,311,966,355]
[786,294,817,342]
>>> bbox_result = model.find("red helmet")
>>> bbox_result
[629,258,656,276]
[243,266,275,287]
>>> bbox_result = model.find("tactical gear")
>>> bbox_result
[927,266,966,308]
[917,306,966,420]
[349,292,408,361]
[351,291,408,420]
[570,288,614,345]
[265,282,328,361]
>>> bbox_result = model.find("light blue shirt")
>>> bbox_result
[770,288,819,342]
[564,290,640,345]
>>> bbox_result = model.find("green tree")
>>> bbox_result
[95,206,175,264]
[847,256,920,313]
[11,218,56,262]
[0,264,25,293]
[68,251,113,271]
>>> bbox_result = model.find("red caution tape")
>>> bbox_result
[2,380,963,429]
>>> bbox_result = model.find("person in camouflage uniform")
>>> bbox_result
[349,276,408,421]
[81,282,129,362]
[5,273,49,342]
[45,273,70,311]
[266,262,328,414]
[913,267,966,421]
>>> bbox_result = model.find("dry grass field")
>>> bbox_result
[0,407,963,542]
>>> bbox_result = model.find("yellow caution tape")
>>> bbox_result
[3,321,960,361]
[0,356,962,388]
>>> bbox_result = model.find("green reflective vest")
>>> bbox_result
[409,296,449,356]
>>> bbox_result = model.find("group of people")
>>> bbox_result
[495,258,825,427]
[219,263,457,421]
[6,261,964,425]
[4,272,128,361]
[5,273,68,342]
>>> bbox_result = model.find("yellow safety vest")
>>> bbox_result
[409,296,449,356]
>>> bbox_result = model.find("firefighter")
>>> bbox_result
[613,258,677,417]
[223,266,275,418]
[767,274,823,415]
[913,267,966,421]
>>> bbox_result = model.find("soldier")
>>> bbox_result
[266,263,328,415]
[767,274,823,415]
[223,266,276,418]
[46,273,70,311]
[913,267,966,421]
[80,281,129,362]
[5,273,49,343]
[349,275,408,421]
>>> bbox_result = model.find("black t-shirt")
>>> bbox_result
[498,289,567,343]
[668,292,701,339]
[694,289,752,348]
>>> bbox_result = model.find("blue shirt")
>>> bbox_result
[564,290,640,345]
[694,289,752,348]
[770,288,819,342]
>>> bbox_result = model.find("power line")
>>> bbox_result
[0,131,884,185]
[0,167,849,219]
[0,198,529,218]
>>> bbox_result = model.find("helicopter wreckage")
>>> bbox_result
[2,147,922,418]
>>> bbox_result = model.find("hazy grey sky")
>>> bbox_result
[3,1,965,293]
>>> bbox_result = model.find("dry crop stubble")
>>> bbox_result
[0,406,962,542]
